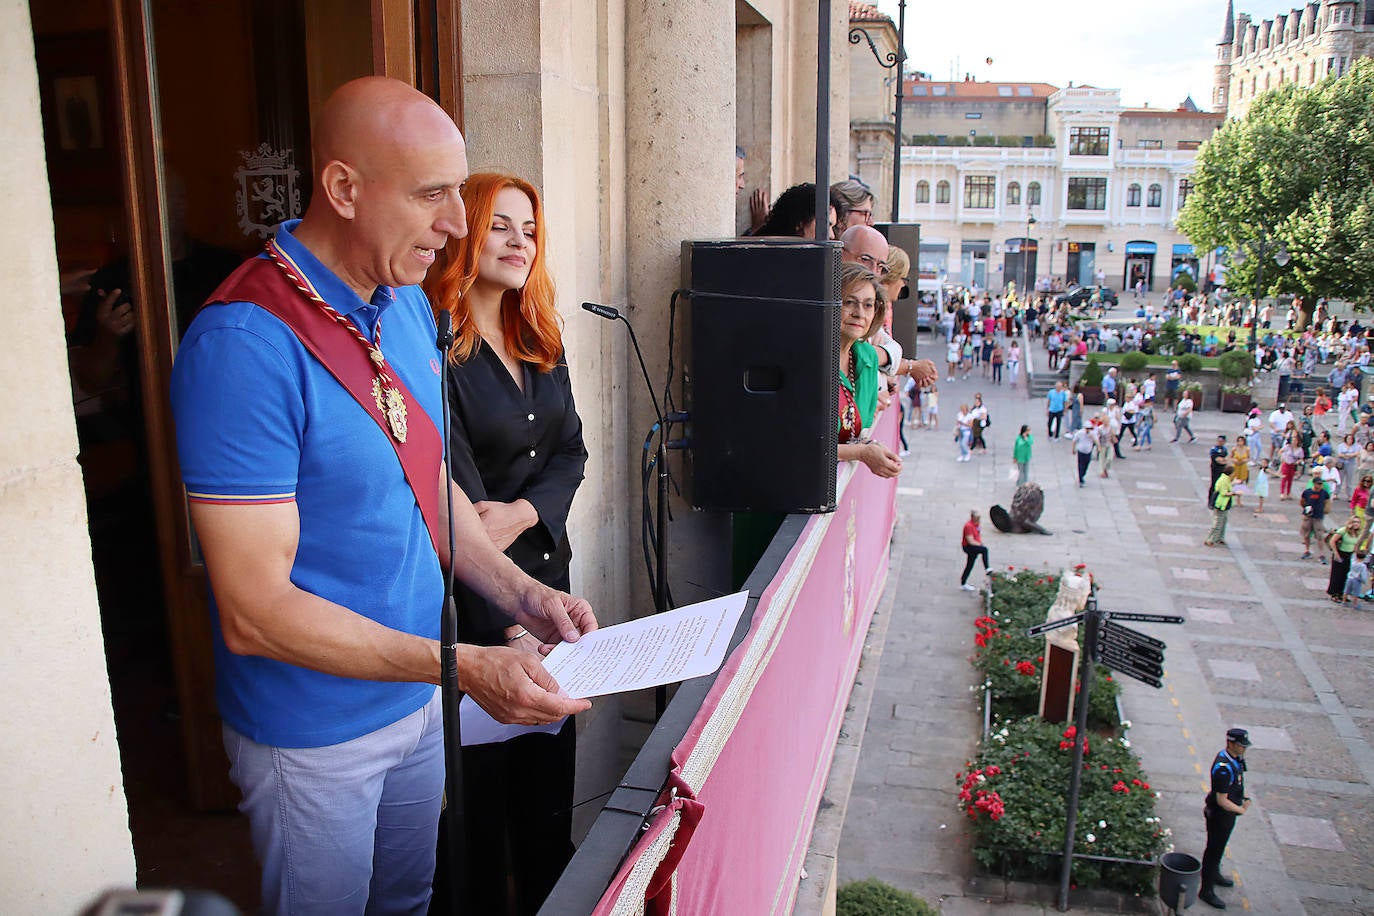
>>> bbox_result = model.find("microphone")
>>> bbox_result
[581,301,621,321]
[436,309,454,350]
[582,302,661,424]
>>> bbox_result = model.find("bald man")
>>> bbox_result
[171,77,595,915]
[840,226,939,389]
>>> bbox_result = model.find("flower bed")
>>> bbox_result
[959,571,1167,894]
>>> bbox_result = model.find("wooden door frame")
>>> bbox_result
[107,0,465,812]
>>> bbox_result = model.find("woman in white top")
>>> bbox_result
[1338,382,1360,434]
[1172,394,1196,443]
[1336,433,1361,496]
[1007,341,1021,387]
[955,403,974,461]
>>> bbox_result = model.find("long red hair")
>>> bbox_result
[424,172,562,371]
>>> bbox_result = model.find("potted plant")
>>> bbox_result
[1079,355,1105,405]
[1216,348,1255,412]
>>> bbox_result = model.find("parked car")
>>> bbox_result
[1054,285,1119,309]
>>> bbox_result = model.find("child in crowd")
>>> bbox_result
[1252,460,1270,515]
[924,384,939,430]
[1343,552,1370,604]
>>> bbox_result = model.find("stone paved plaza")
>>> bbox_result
[837,351,1374,915]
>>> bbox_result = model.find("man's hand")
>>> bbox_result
[908,358,938,388]
[749,188,769,233]
[877,387,892,411]
[511,584,598,647]
[473,499,538,551]
[457,644,590,725]
[94,289,135,338]
[860,441,902,478]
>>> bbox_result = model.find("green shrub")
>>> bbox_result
[1120,351,1149,372]
[1217,348,1254,381]
[972,134,998,147]
[836,879,937,916]
[1172,271,1198,293]
[1033,134,1056,147]
[1176,353,1203,373]
[1080,355,1104,386]
[1154,319,1182,356]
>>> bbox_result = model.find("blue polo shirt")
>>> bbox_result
[1047,388,1068,412]
[170,220,444,748]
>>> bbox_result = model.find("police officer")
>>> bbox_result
[1209,435,1230,509]
[1201,727,1253,909]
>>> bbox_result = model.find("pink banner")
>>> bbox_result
[595,409,899,914]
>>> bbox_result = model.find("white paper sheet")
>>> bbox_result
[458,695,564,746]
[539,591,751,699]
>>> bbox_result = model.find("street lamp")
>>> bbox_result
[1022,212,1037,299]
[849,0,907,220]
[1232,233,1291,352]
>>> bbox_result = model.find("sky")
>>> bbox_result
[870,0,1267,111]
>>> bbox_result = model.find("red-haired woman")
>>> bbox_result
[425,172,586,915]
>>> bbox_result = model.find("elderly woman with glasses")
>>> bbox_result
[837,262,903,478]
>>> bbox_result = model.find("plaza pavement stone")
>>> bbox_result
[836,354,1374,914]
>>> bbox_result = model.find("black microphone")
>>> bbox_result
[581,302,661,424]
[436,308,455,350]
[581,301,621,321]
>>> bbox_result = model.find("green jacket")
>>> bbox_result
[1013,434,1033,464]
[840,341,880,431]
[1213,473,1234,511]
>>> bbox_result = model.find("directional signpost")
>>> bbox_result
[1040,594,1186,911]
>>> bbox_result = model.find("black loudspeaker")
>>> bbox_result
[680,239,842,513]
[874,222,922,357]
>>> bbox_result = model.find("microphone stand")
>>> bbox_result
[435,311,466,914]
[581,302,672,718]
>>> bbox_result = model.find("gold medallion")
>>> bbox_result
[372,378,408,442]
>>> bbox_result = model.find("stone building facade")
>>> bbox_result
[1215,0,1374,119]
[898,84,1223,295]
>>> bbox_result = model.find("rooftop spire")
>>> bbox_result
[1220,0,1236,44]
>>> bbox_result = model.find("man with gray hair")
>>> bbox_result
[831,178,875,234]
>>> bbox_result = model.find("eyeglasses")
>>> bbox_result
[856,253,889,276]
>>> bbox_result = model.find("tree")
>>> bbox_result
[1179,59,1374,324]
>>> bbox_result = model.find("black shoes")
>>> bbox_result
[1211,874,1235,888]
[1199,888,1227,909]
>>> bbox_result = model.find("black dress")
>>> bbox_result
[446,339,587,915]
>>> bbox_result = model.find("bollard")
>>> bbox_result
[1158,851,1202,912]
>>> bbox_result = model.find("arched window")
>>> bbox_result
[915,180,930,204]
[1007,181,1021,205]
[1027,181,1042,205]
[936,180,951,204]
[1147,183,1163,208]
[1127,183,1142,207]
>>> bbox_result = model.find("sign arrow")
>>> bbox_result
[1026,613,1085,637]
[1104,612,1185,625]
[1103,621,1166,650]
[1098,647,1164,678]
[1100,636,1164,664]
[1101,664,1163,689]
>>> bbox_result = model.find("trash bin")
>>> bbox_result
[1159,851,1202,912]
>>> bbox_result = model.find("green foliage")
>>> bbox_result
[976,572,1119,731]
[1176,353,1204,373]
[1119,351,1149,372]
[1179,59,1374,308]
[836,879,937,916]
[972,134,998,147]
[1079,355,1104,387]
[1154,319,1182,356]
[962,717,1166,894]
[1032,134,1056,148]
[1172,271,1198,293]
[1217,348,1255,381]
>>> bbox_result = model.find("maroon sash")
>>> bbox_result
[206,257,444,553]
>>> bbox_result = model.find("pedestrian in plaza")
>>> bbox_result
[1208,436,1229,508]
[1172,391,1196,443]
[1251,459,1269,515]
[1046,380,1067,439]
[945,337,960,381]
[1326,514,1366,602]
[1205,461,1235,547]
[1096,415,1115,479]
[924,383,940,430]
[1013,424,1033,486]
[958,509,989,591]
[1165,360,1182,409]
[1300,472,1330,559]
[969,393,989,453]
[1228,435,1250,508]
[1342,552,1370,604]
[1072,421,1096,487]
[1279,432,1305,499]
[1200,728,1252,909]
[955,402,973,462]
[1351,473,1373,520]
[1007,340,1021,387]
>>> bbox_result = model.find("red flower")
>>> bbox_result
[1112,781,1130,794]
[1037,656,1044,662]
[1016,660,1036,676]
[985,765,1002,775]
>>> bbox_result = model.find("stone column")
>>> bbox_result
[624,0,737,606]
[0,3,136,909]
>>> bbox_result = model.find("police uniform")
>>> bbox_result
[1201,728,1252,908]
